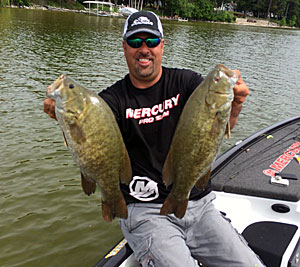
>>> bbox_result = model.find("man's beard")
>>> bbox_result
[134,62,154,78]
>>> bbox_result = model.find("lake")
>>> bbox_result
[0,7,299,266]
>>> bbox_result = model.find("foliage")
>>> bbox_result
[214,10,236,22]
[10,0,31,6]
[163,0,236,22]
[235,0,300,27]
[0,0,10,7]
[279,17,287,26]
[288,14,297,26]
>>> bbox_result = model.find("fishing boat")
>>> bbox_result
[119,7,138,17]
[178,17,188,22]
[95,116,300,267]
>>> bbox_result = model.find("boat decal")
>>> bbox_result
[105,239,128,259]
[263,141,300,177]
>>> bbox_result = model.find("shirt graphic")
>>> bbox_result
[129,176,159,201]
[126,93,180,125]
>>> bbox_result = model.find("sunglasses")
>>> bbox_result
[126,37,161,48]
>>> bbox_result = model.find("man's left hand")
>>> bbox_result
[229,69,249,129]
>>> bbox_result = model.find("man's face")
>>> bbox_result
[123,32,164,88]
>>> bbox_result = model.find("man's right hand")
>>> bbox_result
[44,98,57,120]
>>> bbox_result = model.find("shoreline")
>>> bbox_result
[4,5,298,30]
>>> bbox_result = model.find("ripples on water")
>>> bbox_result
[0,8,299,266]
[163,21,300,147]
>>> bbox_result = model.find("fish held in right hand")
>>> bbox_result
[46,74,132,222]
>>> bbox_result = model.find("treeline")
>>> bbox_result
[162,0,235,21]
[161,0,299,26]
[236,0,300,26]
[2,0,300,27]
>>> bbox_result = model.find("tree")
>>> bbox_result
[267,0,273,18]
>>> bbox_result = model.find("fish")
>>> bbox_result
[160,64,238,219]
[46,74,132,223]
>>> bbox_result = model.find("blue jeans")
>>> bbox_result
[120,192,265,267]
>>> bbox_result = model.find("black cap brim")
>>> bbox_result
[124,28,162,40]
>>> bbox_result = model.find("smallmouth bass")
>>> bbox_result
[46,75,132,222]
[160,64,238,218]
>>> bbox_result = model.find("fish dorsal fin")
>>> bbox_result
[195,169,211,190]
[162,150,174,187]
[119,147,132,185]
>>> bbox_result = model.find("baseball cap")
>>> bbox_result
[123,11,164,40]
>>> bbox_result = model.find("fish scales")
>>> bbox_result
[46,75,132,223]
[160,64,238,219]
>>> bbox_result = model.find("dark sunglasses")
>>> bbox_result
[126,37,161,48]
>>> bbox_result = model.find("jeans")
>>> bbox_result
[120,192,265,267]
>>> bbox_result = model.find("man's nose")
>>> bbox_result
[139,41,150,51]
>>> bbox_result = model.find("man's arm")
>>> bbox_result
[229,69,249,129]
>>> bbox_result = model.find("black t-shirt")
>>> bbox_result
[99,67,211,204]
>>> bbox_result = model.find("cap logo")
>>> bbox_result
[131,16,153,27]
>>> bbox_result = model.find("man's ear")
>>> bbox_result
[161,38,165,53]
[122,40,126,52]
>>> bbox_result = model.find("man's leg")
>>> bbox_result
[120,203,199,267]
[186,193,265,267]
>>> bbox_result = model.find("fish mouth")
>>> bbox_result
[220,70,238,86]
[46,74,65,98]
[214,91,231,95]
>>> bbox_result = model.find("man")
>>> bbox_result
[44,11,265,267]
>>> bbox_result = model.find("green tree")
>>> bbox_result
[191,0,214,20]
[288,14,297,25]
[0,0,10,6]
[279,16,287,25]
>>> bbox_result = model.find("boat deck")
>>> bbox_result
[211,117,300,202]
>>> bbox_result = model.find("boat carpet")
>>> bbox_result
[211,117,300,202]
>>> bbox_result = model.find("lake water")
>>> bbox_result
[0,7,299,266]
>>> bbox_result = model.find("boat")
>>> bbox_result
[178,17,188,22]
[95,116,300,267]
[83,1,115,16]
[119,7,138,17]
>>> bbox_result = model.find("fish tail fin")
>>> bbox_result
[162,151,174,187]
[101,194,128,223]
[160,195,188,219]
[81,173,96,196]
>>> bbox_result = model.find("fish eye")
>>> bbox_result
[69,84,75,89]
[214,77,220,83]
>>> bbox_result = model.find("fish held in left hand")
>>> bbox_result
[46,74,132,223]
[160,64,238,219]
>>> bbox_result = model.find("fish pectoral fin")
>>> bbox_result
[119,148,132,185]
[101,193,128,223]
[195,169,211,190]
[81,173,96,196]
[225,121,231,139]
[162,151,174,187]
[61,111,77,125]
[69,121,86,144]
[160,195,188,219]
